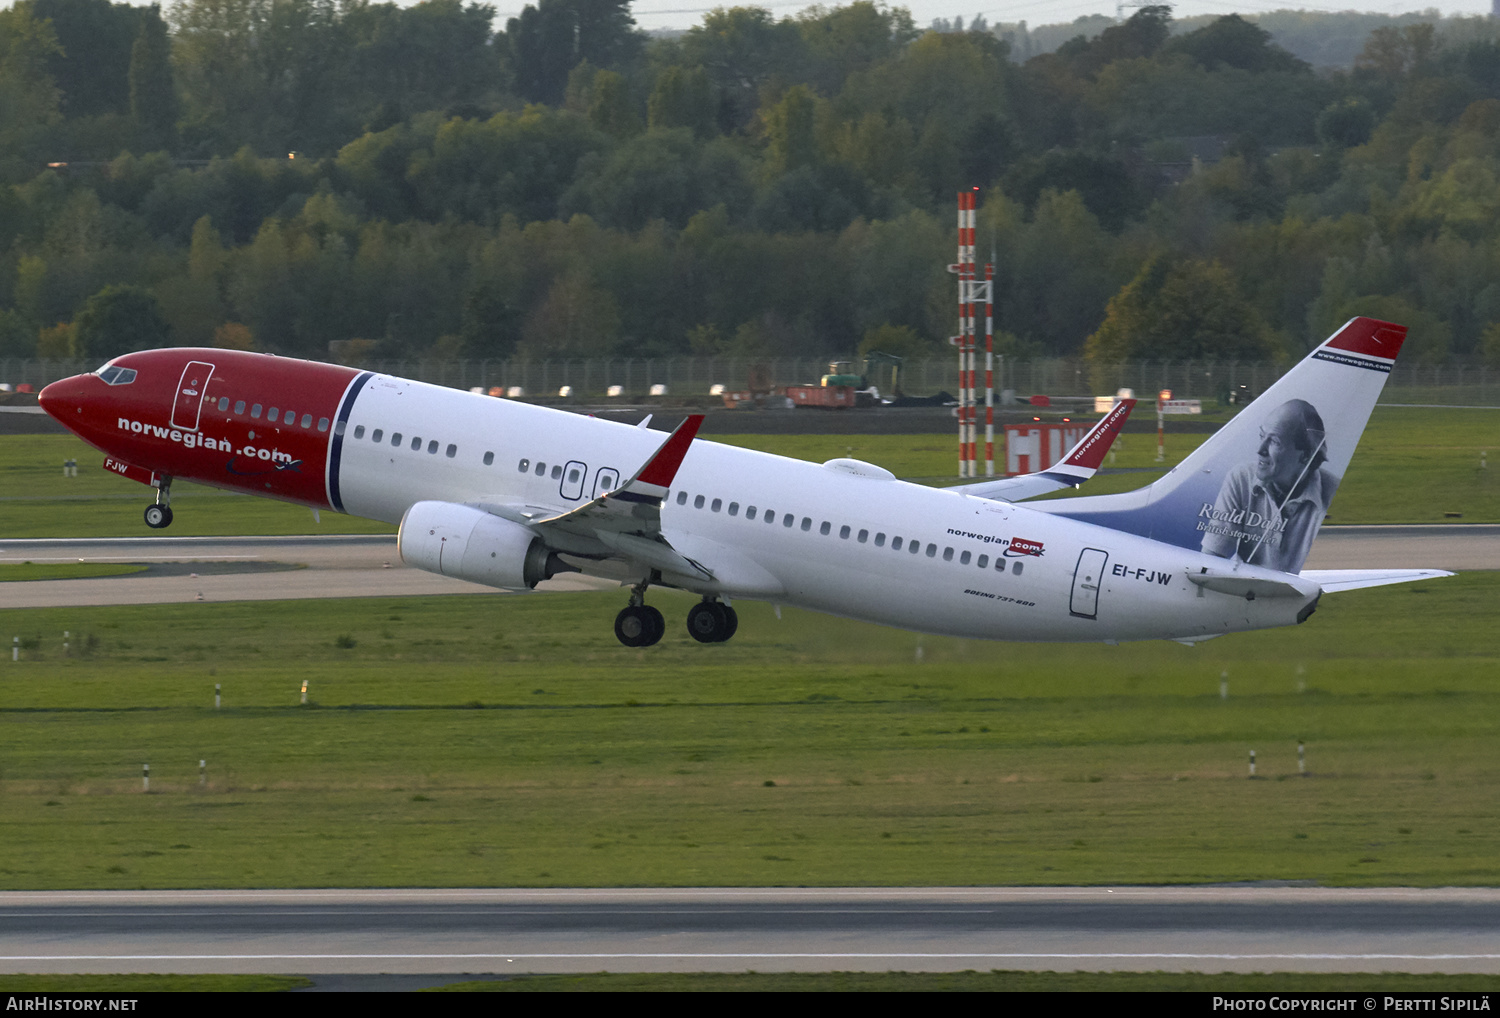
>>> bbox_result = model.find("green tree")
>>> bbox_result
[129,4,177,152]
[587,68,641,138]
[506,0,640,106]
[72,283,172,360]
[761,84,820,177]
[0,5,63,165]
[681,6,805,133]
[1085,255,1276,378]
[647,65,715,137]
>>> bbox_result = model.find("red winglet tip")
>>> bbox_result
[1063,398,1135,471]
[1325,317,1407,360]
[636,414,704,487]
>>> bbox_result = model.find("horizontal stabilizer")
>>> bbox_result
[951,398,1136,502]
[1185,568,1312,600]
[1299,568,1454,592]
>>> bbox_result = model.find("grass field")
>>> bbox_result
[2,406,1492,537]
[0,569,1495,890]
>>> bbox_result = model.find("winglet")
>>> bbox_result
[614,414,704,504]
[1057,397,1136,474]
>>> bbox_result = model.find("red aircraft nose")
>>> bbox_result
[38,375,92,425]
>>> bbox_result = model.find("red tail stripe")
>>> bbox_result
[1325,317,1407,359]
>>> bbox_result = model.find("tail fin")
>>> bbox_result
[1033,317,1407,573]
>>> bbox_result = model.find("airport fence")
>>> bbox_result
[6,355,1498,407]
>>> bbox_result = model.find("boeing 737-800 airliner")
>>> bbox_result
[38,316,1448,646]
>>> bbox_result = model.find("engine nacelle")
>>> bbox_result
[398,500,561,590]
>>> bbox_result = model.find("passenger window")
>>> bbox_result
[1013,560,1024,575]
[447,444,457,458]
[218,397,229,411]
[301,414,313,428]
[335,420,345,436]
[427,440,438,454]
[875,533,886,547]
[392,432,402,446]
[411,436,421,450]
[819,521,830,535]
[535,462,545,475]
[926,544,937,558]
[483,451,494,465]
[765,511,775,524]
[518,458,529,471]
[996,558,1006,571]
[977,554,988,569]
[910,541,921,555]
[746,506,757,520]
[354,425,365,439]
[550,465,562,479]
[857,529,868,543]
[677,491,688,505]
[694,495,705,509]
[234,400,246,415]
[268,408,280,422]
[711,498,722,513]
[785,514,796,528]
[892,537,903,551]
[728,502,739,516]
[567,466,579,482]
[318,418,330,433]
[943,548,954,562]
[251,404,262,418]
[959,551,971,565]
[800,517,811,531]
[839,525,850,539]
[372,429,383,443]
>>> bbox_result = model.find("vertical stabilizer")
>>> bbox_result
[1033,317,1407,573]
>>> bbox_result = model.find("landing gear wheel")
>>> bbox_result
[144,504,173,529]
[615,605,664,647]
[687,601,735,643]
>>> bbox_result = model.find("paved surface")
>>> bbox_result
[0,527,1492,609]
[1,887,1497,976]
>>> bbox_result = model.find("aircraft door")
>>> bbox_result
[171,360,215,431]
[560,460,587,500]
[593,467,620,498]
[1070,548,1108,619]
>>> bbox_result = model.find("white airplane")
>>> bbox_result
[38,316,1448,646]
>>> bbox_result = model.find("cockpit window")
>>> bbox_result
[95,366,137,385]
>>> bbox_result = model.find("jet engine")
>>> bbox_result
[397,500,572,590]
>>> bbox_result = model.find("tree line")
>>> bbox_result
[1,1,1499,371]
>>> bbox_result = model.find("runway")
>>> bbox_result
[1,887,1498,975]
[0,526,1494,609]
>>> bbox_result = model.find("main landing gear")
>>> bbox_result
[143,477,174,530]
[612,580,739,647]
[686,598,738,644]
[614,579,665,648]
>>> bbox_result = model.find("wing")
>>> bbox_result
[526,414,713,581]
[948,398,1136,502]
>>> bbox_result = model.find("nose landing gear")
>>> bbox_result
[143,478,174,530]
[686,598,738,644]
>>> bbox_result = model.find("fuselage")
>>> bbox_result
[39,347,1318,643]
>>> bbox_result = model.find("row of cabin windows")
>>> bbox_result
[216,396,330,433]
[515,457,584,488]
[349,424,458,459]
[670,489,1025,575]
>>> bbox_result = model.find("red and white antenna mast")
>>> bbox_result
[952,189,994,478]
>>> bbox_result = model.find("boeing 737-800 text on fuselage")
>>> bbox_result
[38,317,1448,646]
